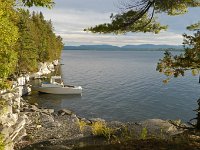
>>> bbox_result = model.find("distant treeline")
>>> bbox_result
[64,44,183,51]
[0,0,63,88]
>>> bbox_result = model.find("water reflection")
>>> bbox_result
[24,91,82,111]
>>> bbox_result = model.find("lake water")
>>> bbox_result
[27,50,200,122]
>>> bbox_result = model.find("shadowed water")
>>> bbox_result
[27,50,200,122]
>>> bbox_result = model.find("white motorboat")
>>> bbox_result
[32,76,82,95]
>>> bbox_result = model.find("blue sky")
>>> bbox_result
[32,0,200,46]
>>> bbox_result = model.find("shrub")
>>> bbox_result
[91,121,114,140]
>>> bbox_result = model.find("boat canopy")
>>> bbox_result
[50,76,62,84]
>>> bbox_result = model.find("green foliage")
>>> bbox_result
[0,99,8,116]
[20,0,54,8]
[140,127,148,140]
[157,30,200,80]
[78,120,87,132]
[16,10,41,72]
[120,125,135,141]
[187,21,200,31]
[86,0,200,34]
[0,0,19,89]
[0,134,5,150]
[0,0,63,89]
[27,11,63,64]
[0,49,18,79]
[153,0,200,16]
[91,121,114,140]
[85,11,167,34]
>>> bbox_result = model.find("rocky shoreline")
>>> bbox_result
[0,60,59,150]
[0,60,193,150]
[14,97,186,150]
[0,85,194,150]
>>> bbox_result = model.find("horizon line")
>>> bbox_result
[64,44,183,47]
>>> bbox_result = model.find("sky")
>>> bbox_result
[31,0,200,46]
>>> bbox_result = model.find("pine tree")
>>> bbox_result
[16,9,38,73]
[86,0,200,34]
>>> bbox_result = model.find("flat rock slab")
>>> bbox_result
[140,119,182,136]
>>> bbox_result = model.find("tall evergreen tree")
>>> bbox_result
[0,0,18,88]
[16,9,38,73]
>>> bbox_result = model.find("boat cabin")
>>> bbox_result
[41,76,64,87]
[50,76,63,84]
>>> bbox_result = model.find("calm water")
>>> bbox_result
[27,50,200,122]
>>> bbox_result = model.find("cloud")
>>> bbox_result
[52,0,119,12]
[30,0,200,46]
[59,31,183,46]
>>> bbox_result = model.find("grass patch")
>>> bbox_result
[140,127,148,140]
[78,120,87,132]
[91,121,114,141]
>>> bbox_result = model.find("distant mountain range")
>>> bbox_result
[64,44,183,51]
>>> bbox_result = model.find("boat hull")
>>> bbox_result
[32,86,82,95]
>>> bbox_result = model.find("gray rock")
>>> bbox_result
[89,118,106,123]
[140,119,181,136]
[26,106,38,113]
[45,121,61,128]
[4,137,14,150]
[80,118,92,125]
[10,116,26,141]
[71,114,79,123]
[29,105,39,111]
[41,109,54,114]
[0,113,18,127]
[39,145,72,150]
[13,128,27,142]
[58,109,73,116]
[81,125,93,136]
[34,103,39,106]
[13,97,20,109]
[1,127,14,138]
[12,107,20,114]
[40,113,55,128]
[1,93,14,100]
